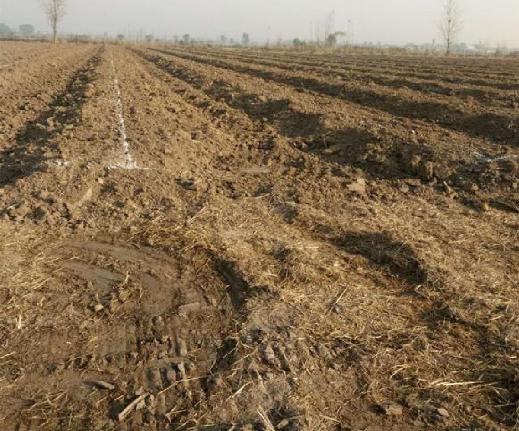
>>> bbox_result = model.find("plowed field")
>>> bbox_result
[1,42,518,431]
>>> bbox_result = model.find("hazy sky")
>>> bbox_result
[1,0,518,47]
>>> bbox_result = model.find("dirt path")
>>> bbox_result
[0,44,518,431]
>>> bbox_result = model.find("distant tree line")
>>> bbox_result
[6,0,509,57]
[0,23,35,37]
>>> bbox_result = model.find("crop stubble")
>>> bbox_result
[0,42,518,431]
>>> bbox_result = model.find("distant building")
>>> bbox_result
[19,24,35,36]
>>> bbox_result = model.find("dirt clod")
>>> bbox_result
[347,178,367,194]
[437,408,450,418]
[380,403,404,416]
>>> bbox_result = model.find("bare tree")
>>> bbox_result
[41,0,67,43]
[345,20,354,46]
[324,11,335,47]
[314,22,321,46]
[438,0,463,56]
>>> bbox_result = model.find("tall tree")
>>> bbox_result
[438,0,463,56]
[41,0,67,43]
